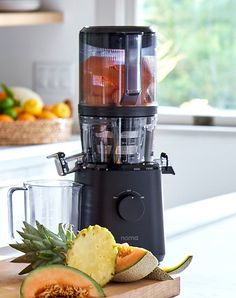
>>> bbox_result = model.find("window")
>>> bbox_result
[137,0,236,122]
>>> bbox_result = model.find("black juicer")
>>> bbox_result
[48,26,174,262]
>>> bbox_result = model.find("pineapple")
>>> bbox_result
[66,225,118,286]
[10,221,74,275]
[10,222,118,286]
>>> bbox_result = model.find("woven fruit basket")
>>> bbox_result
[0,118,73,145]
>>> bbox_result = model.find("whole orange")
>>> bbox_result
[0,114,14,122]
[17,113,36,121]
[38,110,57,120]
[0,91,6,100]
[13,107,24,116]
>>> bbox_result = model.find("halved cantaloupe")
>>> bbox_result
[115,243,147,273]
[20,265,105,298]
[113,243,158,282]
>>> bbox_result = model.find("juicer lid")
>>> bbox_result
[80,26,156,49]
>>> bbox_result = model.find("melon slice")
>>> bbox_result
[20,265,105,298]
[163,255,193,274]
[145,266,173,281]
[146,255,193,281]
[113,243,158,282]
[148,255,193,280]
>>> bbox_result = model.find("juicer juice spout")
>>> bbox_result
[47,152,85,176]
[121,34,142,105]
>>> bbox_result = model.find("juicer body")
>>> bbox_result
[48,26,175,262]
[75,163,165,261]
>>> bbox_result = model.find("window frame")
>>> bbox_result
[122,0,236,127]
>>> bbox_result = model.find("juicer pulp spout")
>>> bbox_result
[47,152,85,176]
[159,152,175,175]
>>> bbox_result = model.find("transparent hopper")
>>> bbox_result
[79,27,157,164]
[80,27,156,107]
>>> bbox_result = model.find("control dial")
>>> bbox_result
[117,192,145,222]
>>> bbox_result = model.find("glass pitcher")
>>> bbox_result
[8,180,82,239]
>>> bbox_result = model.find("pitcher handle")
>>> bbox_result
[8,186,27,239]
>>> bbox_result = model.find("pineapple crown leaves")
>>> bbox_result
[9,221,76,275]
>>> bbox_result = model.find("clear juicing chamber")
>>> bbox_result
[79,26,157,164]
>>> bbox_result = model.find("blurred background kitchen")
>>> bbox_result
[0,0,235,245]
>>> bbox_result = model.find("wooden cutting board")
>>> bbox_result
[0,260,180,298]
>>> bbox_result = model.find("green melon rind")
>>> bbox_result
[146,255,193,280]
[20,264,106,298]
[113,251,158,282]
[164,255,193,274]
[145,266,173,281]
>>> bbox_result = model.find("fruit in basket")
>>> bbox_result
[13,106,24,116]
[64,99,74,116]
[0,114,14,122]
[0,91,6,100]
[17,113,36,121]
[23,99,43,116]
[1,83,20,106]
[113,243,158,282]
[52,102,71,118]
[11,86,43,105]
[0,83,74,123]
[0,97,15,110]
[1,83,14,98]
[20,265,105,298]
[42,104,53,112]
[3,107,17,119]
[38,110,57,120]
[0,84,24,120]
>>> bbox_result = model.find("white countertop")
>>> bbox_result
[165,193,236,297]
[0,135,82,174]
[0,134,81,162]
[1,193,236,297]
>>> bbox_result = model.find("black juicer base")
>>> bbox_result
[75,163,165,262]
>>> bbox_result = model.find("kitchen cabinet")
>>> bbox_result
[0,11,63,27]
